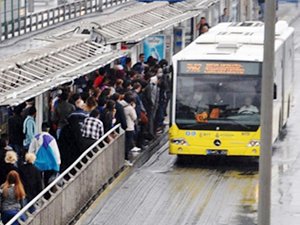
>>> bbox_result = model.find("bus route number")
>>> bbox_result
[187,63,201,73]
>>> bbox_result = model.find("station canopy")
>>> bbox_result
[92,0,212,44]
[0,0,213,106]
[0,37,127,106]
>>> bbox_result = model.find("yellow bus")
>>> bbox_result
[169,21,294,157]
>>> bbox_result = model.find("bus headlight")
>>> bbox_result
[171,138,189,146]
[248,140,260,147]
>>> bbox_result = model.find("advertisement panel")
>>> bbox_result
[173,27,184,54]
[143,35,165,61]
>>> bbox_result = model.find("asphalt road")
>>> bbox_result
[271,16,300,225]
[77,141,259,225]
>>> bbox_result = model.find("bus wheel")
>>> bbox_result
[177,155,190,164]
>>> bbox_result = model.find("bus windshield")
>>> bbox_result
[175,63,261,131]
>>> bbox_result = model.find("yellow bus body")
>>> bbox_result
[169,124,260,156]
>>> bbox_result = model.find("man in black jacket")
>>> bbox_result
[8,106,24,157]
[19,153,43,203]
[58,94,88,171]
[111,93,127,131]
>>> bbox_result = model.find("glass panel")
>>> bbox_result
[19,0,26,17]
[175,70,261,131]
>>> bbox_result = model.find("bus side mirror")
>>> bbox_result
[273,83,277,100]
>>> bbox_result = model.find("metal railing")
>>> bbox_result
[0,0,131,43]
[6,124,125,225]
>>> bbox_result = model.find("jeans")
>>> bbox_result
[155,100,166,128]
[125,131,135,160]
[23,198,36,214]
[43,170,57,187]
[1,209,26,225]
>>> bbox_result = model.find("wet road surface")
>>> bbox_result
[77,143,259,225]
[271,16,300,225]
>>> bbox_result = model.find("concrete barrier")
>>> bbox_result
[6,124,125,225]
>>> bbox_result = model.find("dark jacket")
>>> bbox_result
[58,110,88,171]
[141,82,153,114]
[19,163,43,201]
[132,90,143,117]
[115,101,127,130]
[0,163,18,185]
[52,101,75,129]
[8,114,24,146]
[101,109,114,133]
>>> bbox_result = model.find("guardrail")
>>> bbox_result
[6,124,125,225]
[0,0,131,43]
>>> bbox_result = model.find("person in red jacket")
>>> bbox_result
[93,67,106,88]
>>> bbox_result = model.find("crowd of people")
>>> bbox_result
[57,54,171,168]
[0,53,171,224]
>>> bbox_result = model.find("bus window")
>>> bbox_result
[175,74,261,131]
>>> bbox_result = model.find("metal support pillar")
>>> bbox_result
[225,0,231,21]
[247,0,253,20]
[208,6,213,26]
[258,0,276,225]
[0,0,2,41]
[28,0,35,13]
[35,94,43,134]
[192,17,197,41]
[219,0,225,14]
[98,0,103,12]
[239,0,245,21]
[230,0,238,22]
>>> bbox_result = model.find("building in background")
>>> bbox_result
[1,0,26,35]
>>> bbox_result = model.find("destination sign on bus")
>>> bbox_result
[179,61,261,75]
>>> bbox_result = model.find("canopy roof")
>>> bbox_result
[93,0,211,44]
[0,0,215,106]
[0,37,127,106]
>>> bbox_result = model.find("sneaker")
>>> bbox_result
[142,144,149,150]
[163,121,169,125]
[131,147,141,152]
[156,128,163,134]
[124,160,133,167]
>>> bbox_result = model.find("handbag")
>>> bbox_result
[140,111,148,125]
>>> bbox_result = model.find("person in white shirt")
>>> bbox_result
[238,97,259,114]
[119,92,141,166]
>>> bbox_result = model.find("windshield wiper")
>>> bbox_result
[181,123,205,129]
[226,119,251,129]
[178,118,252,130]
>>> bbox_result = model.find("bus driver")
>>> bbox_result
[238,97,259,114]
